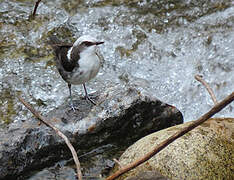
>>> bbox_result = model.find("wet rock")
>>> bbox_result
[0,84,183,179]
[27,166,77,180]
[114,118,234,180]
[126,171,170,180]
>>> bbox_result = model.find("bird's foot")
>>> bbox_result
[69,103,79,112]
[84,95,96,105]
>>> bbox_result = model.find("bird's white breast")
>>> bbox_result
[69,47,101,85]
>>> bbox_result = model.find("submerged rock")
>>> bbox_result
[114,118,234,180]
[0,84,183,179]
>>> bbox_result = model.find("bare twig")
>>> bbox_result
[18,96,82,180]
[106,91,234,180]
[195,75,218,104]
[32,0,42,17]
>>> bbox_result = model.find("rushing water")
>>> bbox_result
[0,0,233,126]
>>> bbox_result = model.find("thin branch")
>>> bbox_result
[18,96,82,180]
[32,0,42,17]
[195,75,218,104]
[106,91,234,180]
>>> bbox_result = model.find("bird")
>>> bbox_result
[49,35,104,111]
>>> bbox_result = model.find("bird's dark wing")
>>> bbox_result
[48,35,77,73]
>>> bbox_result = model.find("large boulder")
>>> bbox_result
[115,118,234,180]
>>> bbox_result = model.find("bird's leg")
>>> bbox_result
[68,83,77,111]
[83,83,96,105]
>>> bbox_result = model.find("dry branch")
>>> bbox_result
[18,96,82,180]
[195,75,218,104]
[32,0,42,17]
[106,91,234,180]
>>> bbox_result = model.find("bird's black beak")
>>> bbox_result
[95,41,104,45]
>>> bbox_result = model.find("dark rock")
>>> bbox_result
[0,85,183,179]
[27,166,77,180]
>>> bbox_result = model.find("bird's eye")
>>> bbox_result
[83,41,93,46]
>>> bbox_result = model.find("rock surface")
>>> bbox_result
[125,171,170,180]
[115,118,234,180]
[0,84,183,179]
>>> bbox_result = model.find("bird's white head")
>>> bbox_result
[72,35,104,56]
[73,35,96,46]
[67,35,104,60]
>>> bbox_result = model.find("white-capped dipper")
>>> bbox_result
[49,35,104,111]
